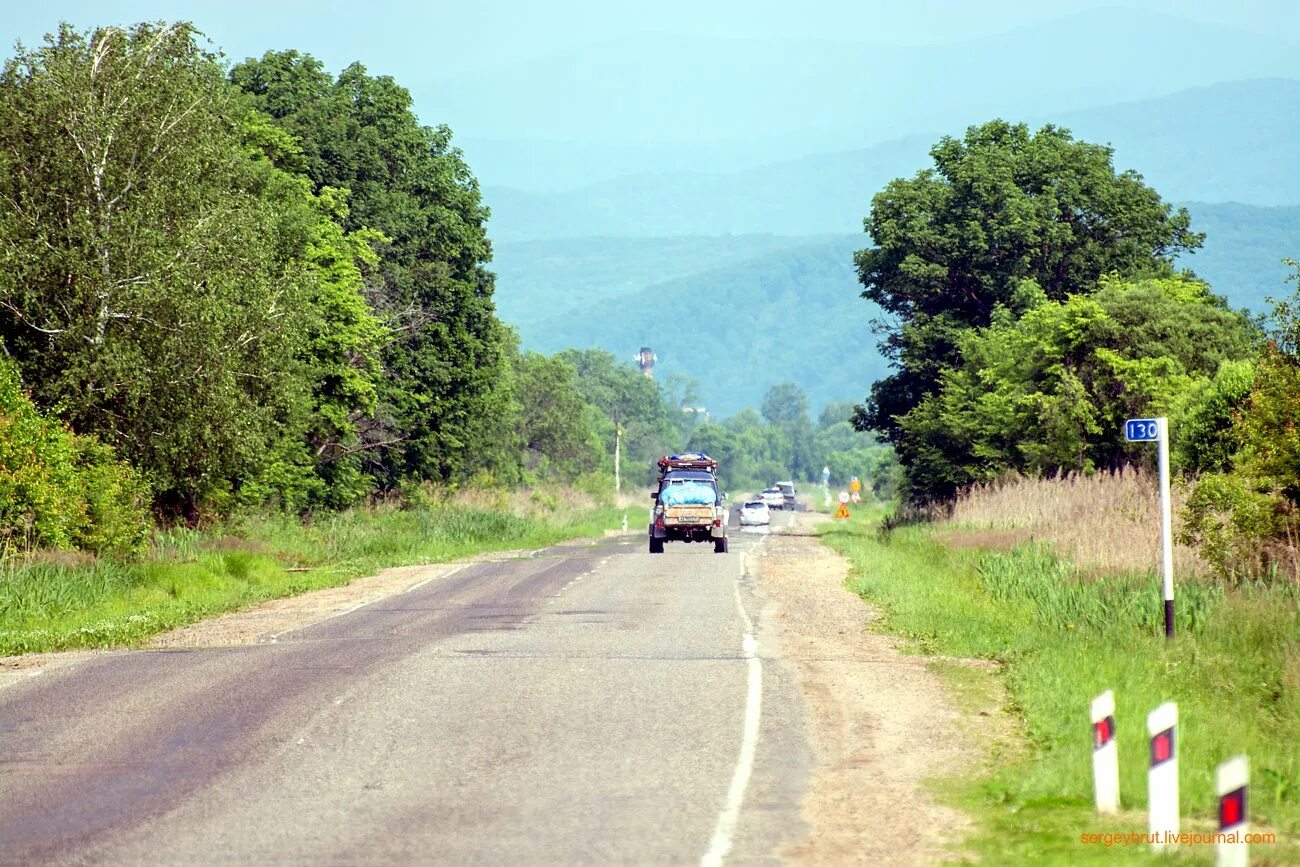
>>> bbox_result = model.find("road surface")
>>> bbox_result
[0,516,813,864]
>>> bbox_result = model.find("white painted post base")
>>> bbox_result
[1091,690,1119,813]
[1216,755,1249,867]
[1148,702,1179,849]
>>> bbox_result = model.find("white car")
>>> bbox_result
[758,489,785,510]
[738,500,771,526]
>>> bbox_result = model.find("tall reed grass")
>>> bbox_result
[950,467,1209,577]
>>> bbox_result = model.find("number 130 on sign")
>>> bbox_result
[1125,419,1160,442]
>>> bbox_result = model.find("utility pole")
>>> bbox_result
[614,423,622,495]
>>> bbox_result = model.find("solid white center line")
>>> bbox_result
[701,551,763,867]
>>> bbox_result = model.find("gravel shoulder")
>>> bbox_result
[757,512,977,864]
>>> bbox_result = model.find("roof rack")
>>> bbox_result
[657,453,718,474]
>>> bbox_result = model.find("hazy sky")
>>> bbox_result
[4,1,1299,79]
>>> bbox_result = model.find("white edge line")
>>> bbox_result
[701,553,763,867]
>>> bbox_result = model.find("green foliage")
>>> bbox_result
[557,348,681,485]
[855,121,1206,499]
[0,358,147,556]
[821,518,1300,861]
[760,382,819,480]
[891,276,1257,499]
[0,23,317,519]
[1183,264,1300,580]
[230,51,514,489]
[514,352,602,480]
[1171,359,1255,474]
[682,390,898,496]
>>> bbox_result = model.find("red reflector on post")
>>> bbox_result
[1150,728,1175,766]
[1220,786,1246,829]
[1092,716,1115,750]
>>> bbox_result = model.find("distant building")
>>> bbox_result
[637,346,657,379]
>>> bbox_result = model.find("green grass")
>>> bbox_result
[0,496,620,655]
[820,514,1300,864]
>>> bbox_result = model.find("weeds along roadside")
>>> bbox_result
[819,505,1300,865]
[0,486,621,656]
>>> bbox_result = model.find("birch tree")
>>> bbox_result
[0,23,304,518]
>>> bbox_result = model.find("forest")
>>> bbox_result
[4,22,1294,583]
[853,120,1299,578]
[0,22,886,558]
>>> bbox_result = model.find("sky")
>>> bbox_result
[3,1,1299,79]
[3,1,1297,189]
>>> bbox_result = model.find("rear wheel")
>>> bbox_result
[714,537,728,554]
[649,537,664,554]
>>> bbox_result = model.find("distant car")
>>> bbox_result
[758,489,785,510]
[738,500,770,526]
[776,481,797,509]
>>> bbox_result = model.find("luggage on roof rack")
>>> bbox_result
[657,453,718,474]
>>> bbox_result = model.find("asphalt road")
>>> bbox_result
[0,515,810,865]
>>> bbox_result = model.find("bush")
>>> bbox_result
[0,359,148,556]
[1182,472,1299,581]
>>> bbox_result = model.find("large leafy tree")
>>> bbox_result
[899,276,1256,500]
[513,353,599,480]
[230,51,515,488]
[761,382,817,479]
[557,348,679,482]
[855,121,1205,483]
[0,23,313,518]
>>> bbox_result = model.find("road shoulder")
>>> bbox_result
[757,512,976,864]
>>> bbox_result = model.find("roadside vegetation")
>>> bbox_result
[836,120,1300,862]
[0,486,618,655]
[822,501,1300,864]
[0,21,722,653]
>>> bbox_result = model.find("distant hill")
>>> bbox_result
[482,80,1300,240]
[491,234,835,327]
[506,235,885,416]
[1179,203,1300,312]
[429,10,1300,190]
[490,203,1299,415]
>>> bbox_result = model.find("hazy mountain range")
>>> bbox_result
[482,79,1300,241]
[460,9,1300,416]
[492,202,1300,415]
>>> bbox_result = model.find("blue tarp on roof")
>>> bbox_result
[659,481,716,506]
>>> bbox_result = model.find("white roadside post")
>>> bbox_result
[1147,702,1180,849]
[1091,690,1120,813]
[1125,417,1175,638]
[1216,755,1250,867]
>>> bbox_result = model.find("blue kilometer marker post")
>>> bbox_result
[1125,417,1174,638]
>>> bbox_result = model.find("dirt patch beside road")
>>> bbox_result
[758,513,977,864]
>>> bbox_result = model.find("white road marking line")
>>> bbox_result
[701,554,763,867]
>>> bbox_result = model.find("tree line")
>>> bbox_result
[0,21,893,556]
[855,119,1299,577]
[0,24,649,552]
